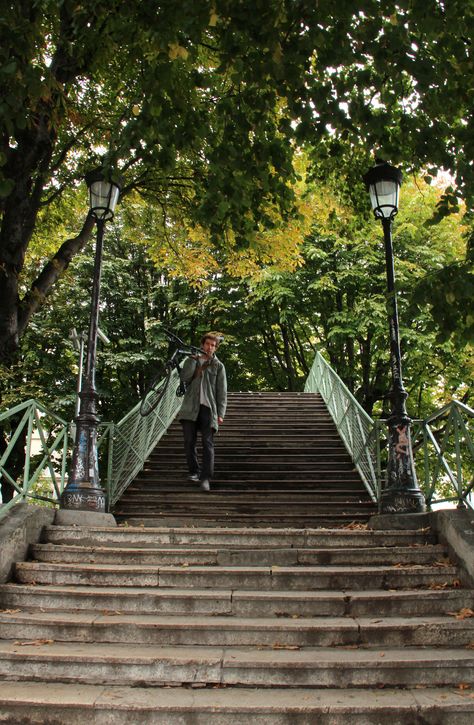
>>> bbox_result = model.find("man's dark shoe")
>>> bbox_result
[200,479,210,492]
[187,473,200,482]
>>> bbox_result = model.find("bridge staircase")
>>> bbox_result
[114,391,376,526]
[0,391,473,721]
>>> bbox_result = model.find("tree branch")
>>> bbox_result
[17,212,95,336]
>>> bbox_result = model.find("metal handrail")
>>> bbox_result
[304,350,379,502]
[106,368,182,507]
[0,400,71,521]
[411,400,473,510]
[303,349,473,511]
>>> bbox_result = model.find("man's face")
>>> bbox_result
[202,338,217,357]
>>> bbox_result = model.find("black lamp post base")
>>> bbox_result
[61,485,106,513]
[380,488,426,514]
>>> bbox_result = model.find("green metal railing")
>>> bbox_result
[304,349,473,511]
[412,400,474,510]
[0,370,181,520]
[106,369,182,507]
[0,400,70,519]
[304,350,379,502]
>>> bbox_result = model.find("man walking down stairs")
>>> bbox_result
[116,392,377,527]
[0,392,473,722]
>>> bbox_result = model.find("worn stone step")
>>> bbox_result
[151,450,351,458]
[1,584,471,617]
[14,561,461,590]
[114,516,376,529]
[123,488,372,498]
[1,609,473,648]
[150,439,344,449]
[1,683,473,725]
[114,504,375,518]
[144,460,356,470]
[30,543,448,567]
[43,525,437,549]
[135,476,365,485]
[116,495,373,505]
[0,641,472,688]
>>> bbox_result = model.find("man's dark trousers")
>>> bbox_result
[181,404,214,480]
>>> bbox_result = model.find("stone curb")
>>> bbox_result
[0,503,55,583]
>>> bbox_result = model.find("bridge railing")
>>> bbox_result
[411,400,473,510]
[105,369,182,507]
[0,399,70,521]
[0,369,181,520]
[304,349,473,511]
[304,351,379,502]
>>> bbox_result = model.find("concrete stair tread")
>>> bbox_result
[3,583,471,610]
[1,610,473,649]
[2,609,474,631]
[29,542,448,567]
[1,682,473,723]
[1,639,473,667]
[16,561,459,574]
[14,560,462,592]
[45,524,435,538]
[31,542,446,555]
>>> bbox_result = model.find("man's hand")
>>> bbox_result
[218,416,224,425]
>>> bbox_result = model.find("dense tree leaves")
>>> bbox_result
[2,0,474,367]
[6,174,468,428]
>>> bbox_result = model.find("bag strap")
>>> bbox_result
[192,358,212,380]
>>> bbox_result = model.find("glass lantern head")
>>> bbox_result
[363,161,403,221]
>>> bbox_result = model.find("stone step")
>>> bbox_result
[14,561,461,590]
[0,640,472,688]
[114,504,375,518]
[132,476,367,486]
[125,486,373,496]
[1,610,473,648]
[160,434,343,443]
[1,683,473,725]
[118,493,372,503]
[134,472,367,482]
[30,543,448,567]
[1,584,471,617]
[116,500,376,512]
[140,463,357,474]
[113,515,376,528]
[43,525,437,548]
[127,486,372,497]
[149,453,354,462]
[114,515,377,528]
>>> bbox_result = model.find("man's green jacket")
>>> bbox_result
[179,355,227,431]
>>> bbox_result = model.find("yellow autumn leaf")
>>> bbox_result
[168,43,188,61]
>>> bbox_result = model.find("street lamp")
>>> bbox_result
[363,160,425,514]
[61,169,121,512]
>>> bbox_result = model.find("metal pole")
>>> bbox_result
[380,217,425,514]
[61,218,107,512]
[74,332,85,419]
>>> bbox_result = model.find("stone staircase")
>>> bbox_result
[0,392,473,722]
[115,392,377,526]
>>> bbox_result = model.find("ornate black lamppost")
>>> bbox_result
[61,169,121,512]
[363,161,425,514]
